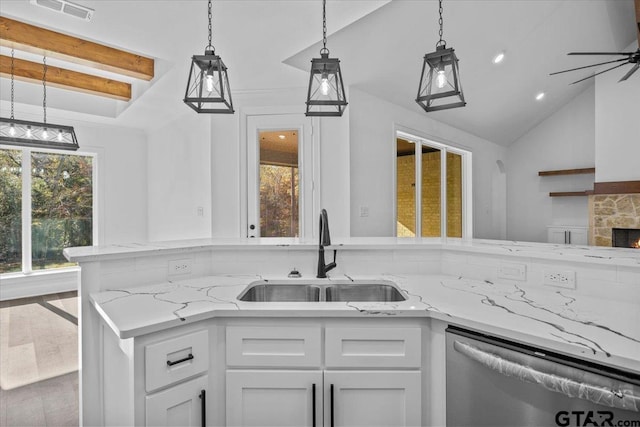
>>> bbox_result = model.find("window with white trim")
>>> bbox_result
[395,131,472,238]
[0,147,95,274]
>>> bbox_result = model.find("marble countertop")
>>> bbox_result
[90,273,640,373]
[65,237,640,267]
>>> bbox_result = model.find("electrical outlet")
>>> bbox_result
[498,262,526,281]
[543,270,576,289]
[169,259,192,276]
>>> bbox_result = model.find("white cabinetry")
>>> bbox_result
[101,324,212,426]
[547,226,588,245]
[146,375,208,427]
[225,323,422,427]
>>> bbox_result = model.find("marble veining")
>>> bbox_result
[65,237,640,266]
[90,273,640,373]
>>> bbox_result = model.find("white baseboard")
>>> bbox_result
[0,268,80,300]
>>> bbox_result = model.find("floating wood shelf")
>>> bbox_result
[549,191,589,197]
[538,167,595,176]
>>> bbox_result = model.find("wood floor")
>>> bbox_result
[0,291,78,427]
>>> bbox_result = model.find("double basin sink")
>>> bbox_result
[238,280,406,303]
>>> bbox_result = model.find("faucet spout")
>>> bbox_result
[317,209,337,278]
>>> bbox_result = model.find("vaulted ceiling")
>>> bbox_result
[0,0,637,146]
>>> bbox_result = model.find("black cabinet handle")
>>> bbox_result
[199,389,206,427]
[166,353,193,366]
[312,383,316,427]
[330,383,334,427]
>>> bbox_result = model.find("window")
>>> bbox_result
[0,148,95,274]
[395,131,471,238]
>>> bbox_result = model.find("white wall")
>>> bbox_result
[76,123,148,245]
[506,85,595,243]
[147,113,212,241]
[208,88,351,238]
[348,87,507,239]
[594,44,640,183]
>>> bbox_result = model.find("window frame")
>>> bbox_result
[393,128,472,239]
[0,145,98,276]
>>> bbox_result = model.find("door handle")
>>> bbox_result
[199,389,206,427]
[312,383,316,427]
[330,383,335,427]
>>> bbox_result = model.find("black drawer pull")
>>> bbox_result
[166,353,194,366]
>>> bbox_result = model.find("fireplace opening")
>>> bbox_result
[612,228,640,249]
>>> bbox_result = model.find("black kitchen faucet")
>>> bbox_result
[317,209,337,278]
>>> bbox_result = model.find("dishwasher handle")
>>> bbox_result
[453,340,639,412]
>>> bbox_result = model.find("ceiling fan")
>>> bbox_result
[550,0,640,84]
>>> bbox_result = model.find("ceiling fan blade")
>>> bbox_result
[619,63,640,82]
[569,62,629,85]
[550,58,630,75]
[567,52,634,56]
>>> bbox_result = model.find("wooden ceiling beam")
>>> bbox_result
[0,16,154,81]
[0,54,131,101]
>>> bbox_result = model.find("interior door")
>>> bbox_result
[246,114,316,239]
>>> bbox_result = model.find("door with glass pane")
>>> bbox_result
[395,133,469,238]
[247,115,316,239]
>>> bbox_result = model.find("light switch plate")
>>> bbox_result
[498,262,527,281]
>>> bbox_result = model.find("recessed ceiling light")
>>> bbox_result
[535,92,545,101]
[278,135,286,140]
[493,52,505,64]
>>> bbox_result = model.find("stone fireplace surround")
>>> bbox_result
[588,181,640,247]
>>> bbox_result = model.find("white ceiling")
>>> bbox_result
[0,0,637,146]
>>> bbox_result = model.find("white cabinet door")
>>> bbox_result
[548,226,588,245]
[226,370,322,427]
[324,371,421,427]
[145,375,207,427]
[548,227,569,244]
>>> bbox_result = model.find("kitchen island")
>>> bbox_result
[65,238,640,426]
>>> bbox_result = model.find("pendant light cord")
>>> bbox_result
[321,0,329,55]
[42,56,47,126]
[437,0,446,48]
[207,0,214,52]
[10,49,15,120]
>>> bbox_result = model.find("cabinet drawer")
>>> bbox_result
[145,329,209,392]
[226,326,321,367]
[325,327,421,368]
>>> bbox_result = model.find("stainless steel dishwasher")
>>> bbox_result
[446,326,640,427]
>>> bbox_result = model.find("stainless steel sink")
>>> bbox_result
[325,281,406,302]
[238,280,406,302]
[237,282,321,302]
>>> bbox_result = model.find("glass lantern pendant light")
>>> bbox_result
[416,0,466,112]
[184,0,234,114]
[305,0,348,117]
[0,50,79,151]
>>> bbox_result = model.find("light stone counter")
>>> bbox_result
[90,272,640,374]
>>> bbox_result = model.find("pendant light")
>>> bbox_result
[416,0,466,113]
[184,0,234,114]
[305,0,348,117]
[0,51,79,151]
